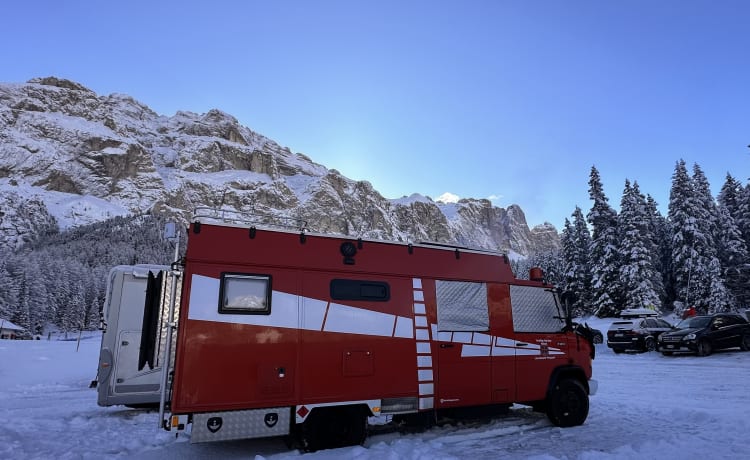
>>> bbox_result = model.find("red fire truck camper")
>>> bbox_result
[136,212,596,451]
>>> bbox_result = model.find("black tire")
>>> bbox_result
[613,348,624,354]
[593,333,603,344]
[740,334,750,351]
[697,339,712,357]
[299,406,367,452]
[644,337,656,352]
[546,379,589,427]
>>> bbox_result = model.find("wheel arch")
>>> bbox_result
[547,365,590,397]
[295,400,377,424]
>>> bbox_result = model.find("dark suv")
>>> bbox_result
[607,317,673,353]
[658,313,750,356]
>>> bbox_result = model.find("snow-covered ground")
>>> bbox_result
[1,317,748,460]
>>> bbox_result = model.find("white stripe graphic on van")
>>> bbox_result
[412,278,434,409]
[187,274,563,357]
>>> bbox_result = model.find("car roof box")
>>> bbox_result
[620,308,659,318]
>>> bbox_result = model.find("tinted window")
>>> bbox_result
[656,319,672,328]
[677,317,711,329]
[725,315,743,326]
[644,319,657,328]
[330,279,390,301]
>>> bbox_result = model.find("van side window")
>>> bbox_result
[330,279,390,301]
[218,273,272,315]
[510,285,564,333]
[436,281,489,332]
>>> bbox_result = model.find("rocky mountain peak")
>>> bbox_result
[0,77,559,256]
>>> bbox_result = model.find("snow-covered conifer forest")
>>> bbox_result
[1,160,749,336]
[0,215,175,335]
[516,161,749,317]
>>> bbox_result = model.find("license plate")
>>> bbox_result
[666,345,674,349]
[614,333,623,337]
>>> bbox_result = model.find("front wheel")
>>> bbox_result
[697,339,712,357]
[644,337,656,352]
[593,333,603,344]
[546,379,589,427]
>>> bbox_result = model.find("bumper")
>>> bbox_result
[659,341,697,352]
[607,337,646,350]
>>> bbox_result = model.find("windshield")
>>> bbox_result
[676,316,711,329]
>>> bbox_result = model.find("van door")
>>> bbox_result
[509,285,567,402]
[434,280,492,408]
[488,283,516,403]
[113,277,160,394]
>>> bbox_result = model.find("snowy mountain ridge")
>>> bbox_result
[0,77,559,255]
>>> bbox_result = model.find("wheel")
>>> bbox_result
[740,334,750,351]
[697,339,712,357]
[593,332,603,344]
[644,337,656,352]
[298,406,367,452]
[546,379,589,427]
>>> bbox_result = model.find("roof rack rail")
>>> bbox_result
[418,240,469,250]
[193,207,308,232]
[417,240,503,255]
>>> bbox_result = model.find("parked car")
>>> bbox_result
[658,313,750,356]
[573,322,603,344]
[607,317,673,353]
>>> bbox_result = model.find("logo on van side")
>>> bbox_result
[264,413,278,428]
[207,417,222,433]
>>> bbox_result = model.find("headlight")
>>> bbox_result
[684,333,696,341]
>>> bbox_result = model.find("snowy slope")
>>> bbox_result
[1,317,748,460]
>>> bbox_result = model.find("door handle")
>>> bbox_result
[440,343,454,348]
[516,342,529,347]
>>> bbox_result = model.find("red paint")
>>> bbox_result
[169,223,593,419]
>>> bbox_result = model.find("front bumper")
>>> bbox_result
[659,341,697,352]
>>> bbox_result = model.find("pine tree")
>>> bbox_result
[24,262,49,335]
[645,194,671,303]
[0,256,12,320]
[716,204,749,307]
[718,173,742,220]
[587,166,622,317]
[618,180,662,310]
[737,184,750,246]
[668,160,718,313]
[707,258,735,313]
[561,207,593,316]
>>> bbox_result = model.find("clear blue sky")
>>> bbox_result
[2,0,749,229]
